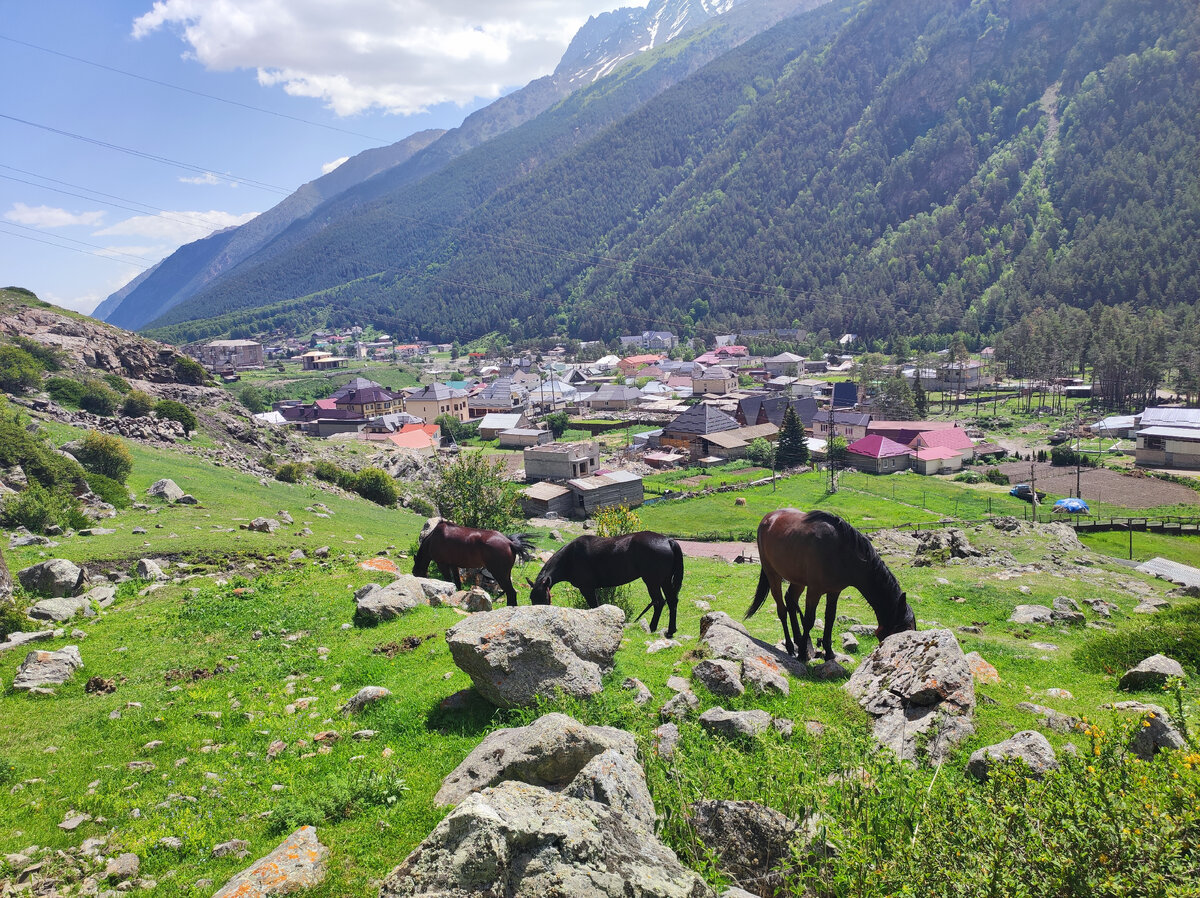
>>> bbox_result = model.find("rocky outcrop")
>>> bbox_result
[1119,654,1186,691]
[445,605,624,708]
[28,595,95,623]
[12,645,83,691]
[845,629,975,763]
[212,826,328,897]
[689,800,799,898]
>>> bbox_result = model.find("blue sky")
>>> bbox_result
[1,0,642,314]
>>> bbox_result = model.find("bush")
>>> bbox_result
[120,390,156,417]
[405,494,437,518]
[430,452,518,529]
[172,355,208,385]
[73,431,133,483]
[0,345,43,394]
[592,503,643,537]
[10,336,65,371]
[984,467,1010,485]
[239,384,271,414]
[0,482,88,534]
[274,462,307,483]
[353,467,398,506]
[85,472,132,509]
[1051,445,1096,468]
[102,372,132,394]
[953,470,982,484]
[544,411,571,438]
[45,377,85,406]
[269,768,408,835]
[154,399,197,435]
[78,382,120,416]
[312,460,342,483]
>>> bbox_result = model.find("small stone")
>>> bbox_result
[652,723,680,760]
[646,638,681,654]
[621,677,653,705]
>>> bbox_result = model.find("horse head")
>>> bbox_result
[874,592,917,641]
[527,574,553,605]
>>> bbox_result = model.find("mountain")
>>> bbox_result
[99,0,786,332]
[143,0,1199,352]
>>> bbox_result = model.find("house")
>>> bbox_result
[936,360,992,391]
[831,381,859,408]
[405,383,469,423]
[478,412,531,440]
[617,354,665,376]
[868,420,954,443]
[620,331,677,351]
[803,359,830,374]
[911,446,963,475]
[329,377,384,400]
[578,385,643,410]
[838,333,859,346]
[736,396,818,430]
[1136,426,1200,469]
[469,377,530,418]
[1138,407,1200,430]
[499,428,552,449]
[520,481,575,518]
[700,423,779,460]
[813,409,871,441]
[566,470,644,515]
[692,366,738,395]
[300,350,347,371]
[793,379,830,399]
[333,385,402,418]
[909,426,975,462]
[661,404,741,459]
[1088,415,1139,440]
[192,339,263,371]
[523,441,600,482]
[383,428,438,456]
[763,352,804,378]
[845,435,912,474]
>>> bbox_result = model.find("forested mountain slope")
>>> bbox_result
[145,0,1200,350]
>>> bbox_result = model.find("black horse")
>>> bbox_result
[527,531,684,637]
[413,520,536,607]
[747,509,915,660]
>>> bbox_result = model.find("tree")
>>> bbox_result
[776,405,808,468]
[745,437,775,468]
[239,384,271,414]
[544,411,571,438]
[913,372,928,417]
[430,451,518,530]
[0,345,43,393]
[74,431,133,483]
[154,399,197,435]
[435,413,476,444]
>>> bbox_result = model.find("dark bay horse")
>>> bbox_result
[527,531,684,637]
[413,521,536,607]
[746,509,915,660]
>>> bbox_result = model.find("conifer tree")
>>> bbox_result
[777,405,808,468]
[913,372,928,418]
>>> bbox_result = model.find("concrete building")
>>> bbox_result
[193,339,264,371]
[477,412,531,440]
[405,383,469,423]
[523,441,600,482]
[1136,427,1200,469]
[499,428,553,449]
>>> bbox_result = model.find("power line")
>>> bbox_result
[0,220,158,264]
[0,225,150,269]
[0,34,392,144]
[0,113,291,194]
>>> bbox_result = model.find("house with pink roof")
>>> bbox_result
[845,434,912,474]
[912,446,964,475]
[909,426,975,461]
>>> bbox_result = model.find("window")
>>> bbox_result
[1144,436,1166,451]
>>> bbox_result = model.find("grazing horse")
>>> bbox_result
[413,520,536,607]
[527,531,684,637]
[746,509,915,660]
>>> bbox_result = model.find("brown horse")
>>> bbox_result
[746,509,915,660]
[413,521,536,606]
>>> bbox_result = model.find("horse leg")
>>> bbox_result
[787,584,810,660]
[822,592,840,664]
[491,566,518,607]
[662,574,680,640]
[768,573,792,656]
[645,582,666,635]
[581,584,600,608]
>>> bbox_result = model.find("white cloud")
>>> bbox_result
[178,171,232,186]
[95,209,259,244]
[6,203,106,228]
[132,0,648,116]
[321,156,350,175]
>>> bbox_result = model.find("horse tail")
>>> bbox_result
[506,533,537,564]
[745,565,770,620]
[668,539,684,597]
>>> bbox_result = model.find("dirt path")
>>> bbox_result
[675,539,758,563]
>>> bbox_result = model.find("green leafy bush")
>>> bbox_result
[73,431,133,483]
[953,470,982,484]
[102,372,132,394]
[984,467,1010,485]
[120,390,155,418]
[405,494,437,518]
[10,336,65,371]
[274,462,307,483]
[172,355,208,385]
[45,377,85,406]
[430,452,517,529]
[312,460,342,483]
[0,345,43,394]
[0,482,87,534]
[269,768,408,835]
[84,472,132,509]
[154,399,197,435]
[353,467,398,506]
[78,382,120,416]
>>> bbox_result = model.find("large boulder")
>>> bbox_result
[378,781,712,898]
[699,708,772,740]
[28,595,94,623]
[965,731,1058,781]
[845,629,975,763]
[136,558,167,581]
[212,826,328,897]
[1108,701,1188,759]
[565,748,658,832]
[1119,654,1186,691]
[689,800,798,898]
[147,478,185,502]
[435,713,636,807]
[339,685,391,716]
[692,659,745,697]
[354,577,430,624]
[12,645,83,691]
[17,559,84,597]
[445,605,624,708]
[699,611,805,678]
[247,517,280,533]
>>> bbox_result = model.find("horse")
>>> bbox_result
[746,509,915,661]
[526,531,684,637]
[413,520,536,607]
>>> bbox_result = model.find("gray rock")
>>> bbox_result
[652,723,680,760]
[435,712,637,807]
[175,493,199,505]
[247,517,279,533]
[378,781,710,898]
[691,659,744,697]
[622,677,653,705]
[699,611,805,679]
[966,730,1058,781]
[1050,596,1085,624]
[104,853,139,883]
[689,800,797,897]
[212,839,250,859]
[1016,702,1080,734]
[314,546,330,558]
[212,826,328,897]
[646,637,681,654]
[841,631,859,653]
[288,549,306,562]
[136,558,167,581]
[445,605,624,709]
[660,690,699,721]
[86,585,117,608]
[17,559,84,597]
[354,576,430,624]
[845,629,975,763]
[0,629,56,653]
[1119,654,1186,691]
[741,655,790,697]
[699,707,772,739]
[1009,604,1053,624]
[564,747,657,831]
[1083,598,1118,617]
[338,685,391,716]
[28,595,94,623]
[415,577,456,603]
[1108,702,1188,759]
[147,479,184,502]
[12,645,83,691]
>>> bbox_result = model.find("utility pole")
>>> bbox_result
[1030,461,1038,513]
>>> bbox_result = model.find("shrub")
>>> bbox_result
[274,462,307,484]
[120,390,156,418]
[405,494,437,518]
[953,470,982,484]
[544,411,571,438]
[0,482,84,534]
[73,431,133,483]
[84,472,132,509]
[984,467,1010,485]
[78,382,120,416]
[269,768,407,835]
[353,467,398,506]
[154,400,197,435]
[592,503,643,537]
[239,384,270,414]
[0,345,43,393]
[10,336,65,371]
[312,460,342,483]
[0,601,29,643]
[430,452,518,529]
[102,372,132,394]
[45,377,86,406]
[172,355,208,385]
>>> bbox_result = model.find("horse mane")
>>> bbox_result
[806,511,902,607]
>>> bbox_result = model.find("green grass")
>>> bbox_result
[1079,530,1200,567]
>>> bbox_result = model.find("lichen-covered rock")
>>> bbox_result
[965,731,1058,781]
[378,781,711,898]
[445,605,624,708]
[1109,702,1188,759]
[691,659,745,697]
[212,826,328,897]
[699,707,772,739]
[689,800,797,897]
[17,559,84,597]
[12,645,83,691]
[354,576,429,624]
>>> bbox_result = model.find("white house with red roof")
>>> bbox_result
[845,434,912,474]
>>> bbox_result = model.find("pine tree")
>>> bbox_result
[776,405,808,468]
[913,372,928,418]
